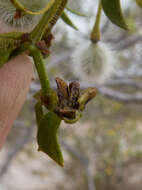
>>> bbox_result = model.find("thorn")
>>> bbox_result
[14,9,22,19]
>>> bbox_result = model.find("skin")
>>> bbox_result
[0,21,33,149]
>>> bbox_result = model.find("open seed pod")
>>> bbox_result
[71,40,116,84]
[0,0,50,30]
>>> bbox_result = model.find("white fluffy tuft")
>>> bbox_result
[0,0,50,30]
[71,40,116,84]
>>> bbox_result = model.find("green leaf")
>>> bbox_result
[0,51,10,67]
[61,12,78,30]
[66,7,86,17]
[101,0,129,30]
[136,0,142,8]
[0,32,23,39]
[37,111,63,166]
[0,32,24,65]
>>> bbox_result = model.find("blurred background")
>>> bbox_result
[1,0,142,189]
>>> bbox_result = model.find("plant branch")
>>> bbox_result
[10,0,55,15]
[60,140,96,190]
[0,126,34,179]
[30,45,51,96]
[31,0,68,42]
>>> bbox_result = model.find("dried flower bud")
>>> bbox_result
[54,77,97,123]
[78,87,97,111]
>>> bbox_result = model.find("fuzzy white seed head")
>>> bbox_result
[71,41,116,84]
[0,0,50,30]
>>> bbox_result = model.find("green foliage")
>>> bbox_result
[66,7,86,17]
[37,112,63,166]
[61,11,78,30]
[101,0,129,30]
[0,32,23,65]
[136,0,142,8]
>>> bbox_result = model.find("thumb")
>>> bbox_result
[0,54,33,149]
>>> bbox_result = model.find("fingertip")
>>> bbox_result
[0,54,33,149]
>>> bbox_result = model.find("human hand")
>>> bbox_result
[0,21,33,149]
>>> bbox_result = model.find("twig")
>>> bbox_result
[114,34,142,50]
[60,139,96,190]
[98,86,142,103]
[0,125,34,178]
[105,79,142,90]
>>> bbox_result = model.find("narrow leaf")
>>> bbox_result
[0,51,10,67]
[0,32,23,39]
[37,112,63,166]
[61,12,78,30]
[0,32,23,64]
[101,0,129,30]
[136,0,142,8]
[66,7,86,17]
